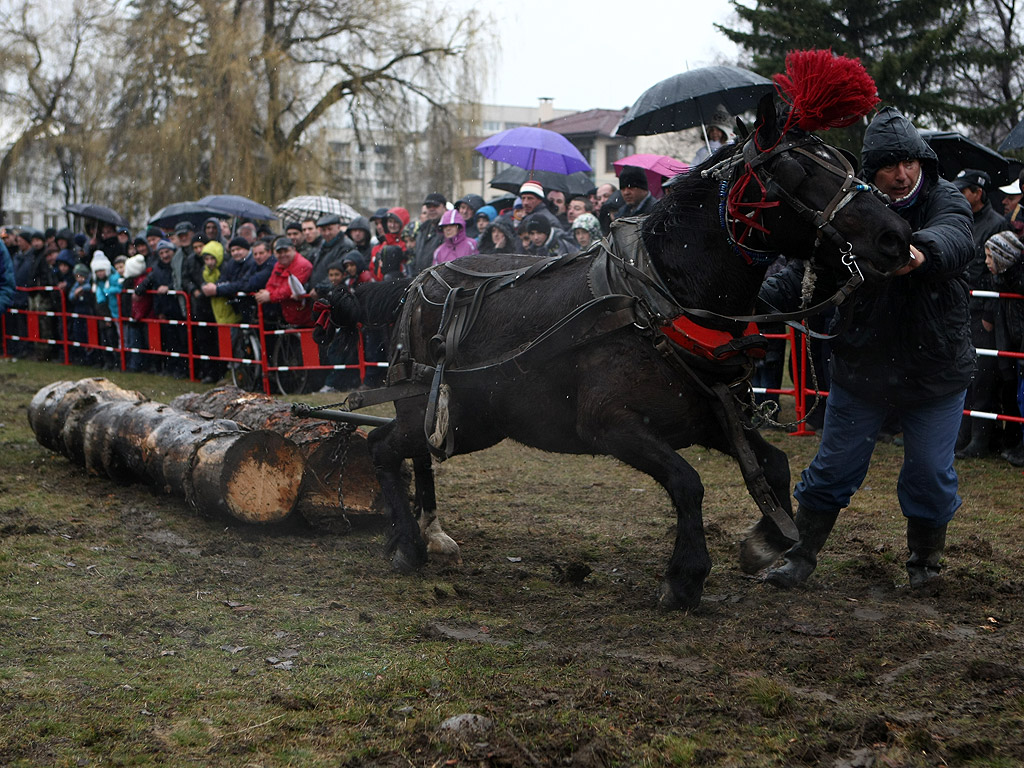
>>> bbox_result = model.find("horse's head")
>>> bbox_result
[704,93,911,281]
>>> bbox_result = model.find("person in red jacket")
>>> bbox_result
[255,236,313,326]
[369,207,410,280]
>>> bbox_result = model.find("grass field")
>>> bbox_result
[2,357,1023,767]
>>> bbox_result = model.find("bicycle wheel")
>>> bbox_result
[230,330,263,392]
[272,331,309,395]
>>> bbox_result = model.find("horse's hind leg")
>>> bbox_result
[367,419,427,573]
[412,454,461,564]
[738,429,796,574]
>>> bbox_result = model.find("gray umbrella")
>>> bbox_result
[998,116,1024,153]
[615,65,774,137]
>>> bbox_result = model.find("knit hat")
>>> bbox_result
[156,238,175,253]
[523,213,551,236]
[518,181,544,199]
[124,254,147,279]
[228,236,250,250]
[619,165,648,190]
[146,225,164,239]
[90,250,112,275]
[986,231,1024,273]
[571,212,602,242]
[73,263,90,277]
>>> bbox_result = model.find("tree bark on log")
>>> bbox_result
[28,378,306,524]
[171,387,390,531]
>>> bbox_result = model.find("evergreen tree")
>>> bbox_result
[717,0,978,134]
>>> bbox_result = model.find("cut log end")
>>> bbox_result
[207,432,306,524]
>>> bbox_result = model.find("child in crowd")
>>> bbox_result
[121,254,153,373]
[67,263,95,365]
[92,251,122,369]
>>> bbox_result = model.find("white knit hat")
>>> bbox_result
[123,254,147,279]
[518,181,544,199]
[90,250,112,275]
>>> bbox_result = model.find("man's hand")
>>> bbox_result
[157,285,169,294]
[201,283,217,297]
[893,244,926,276]
[255,289,270,304]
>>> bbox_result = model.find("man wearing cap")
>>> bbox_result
[618,166,657,218]
[953,168,1011,458]
[412,193,447,274]
[315,213,352,284]
[255,237,313,327]
[759,106,974,593]
[999,178,1022,219]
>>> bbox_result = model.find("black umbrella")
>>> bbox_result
[63,203,129,228]
[998,117,1024,153]
[148,201,226,230]
[489,167,594,196]
[197,194,278,220]
[615,65,774,137]
[920,131,1011,185]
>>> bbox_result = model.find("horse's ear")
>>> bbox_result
[753,92,780,147]
[735,116,750,141]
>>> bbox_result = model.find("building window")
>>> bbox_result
[606,142,635,172]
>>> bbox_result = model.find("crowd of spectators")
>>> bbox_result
[0,172,642,391]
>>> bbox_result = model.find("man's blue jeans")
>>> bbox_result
[795,383,966,526]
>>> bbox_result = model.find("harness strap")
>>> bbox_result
[708,382,799,542]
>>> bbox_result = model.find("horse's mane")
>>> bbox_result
[641,141,743,255]
[350,278,413,327]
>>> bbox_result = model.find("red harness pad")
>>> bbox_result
[661,314,765,361]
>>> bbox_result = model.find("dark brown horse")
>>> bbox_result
[337,96,911,610]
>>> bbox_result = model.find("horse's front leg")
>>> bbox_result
[412,454,462,564]
[367,419,427,573]
[737,428,796,574]
[584,417,711,611]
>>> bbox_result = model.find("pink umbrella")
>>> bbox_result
[613,154,690,198]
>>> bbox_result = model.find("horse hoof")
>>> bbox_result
[390,549,424,574]
[739,530,787,575]
[656,581,698,612]
[426,532,462,565]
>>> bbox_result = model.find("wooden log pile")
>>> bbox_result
[28,378,307,525]
[171,386,390,531]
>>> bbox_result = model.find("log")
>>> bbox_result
[171,387,390,531]
[29,379,306,524]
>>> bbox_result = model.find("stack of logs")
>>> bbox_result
[28,379,392,530]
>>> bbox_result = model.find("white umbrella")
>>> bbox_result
[275,195,360,225]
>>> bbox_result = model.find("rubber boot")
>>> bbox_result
[764,505,840,589]
[906,518,947,589]
[955,419,994,459]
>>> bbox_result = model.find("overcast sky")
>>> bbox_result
[470,0,742,112]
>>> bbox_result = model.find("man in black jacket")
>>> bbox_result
[760,107,975,591]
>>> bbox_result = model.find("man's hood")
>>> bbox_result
[861,106,939,184]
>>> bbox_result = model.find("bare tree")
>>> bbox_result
[0,0,111,224]
[111,0,487,209]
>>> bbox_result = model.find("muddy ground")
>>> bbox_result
[2,363,1024,767]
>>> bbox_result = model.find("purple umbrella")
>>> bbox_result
[475,127,592,175]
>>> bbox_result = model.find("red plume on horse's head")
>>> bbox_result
[772,49,879,132]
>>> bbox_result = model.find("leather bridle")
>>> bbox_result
[693,133,888,326]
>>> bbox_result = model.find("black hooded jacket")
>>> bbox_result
[761,107,975,403]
